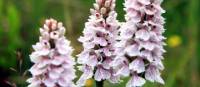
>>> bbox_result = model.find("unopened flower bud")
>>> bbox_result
[93,3,99,10]
[51,23,57,30]
[96,0,102,5]
[90,9,96,14]
[105,1,110,7]
[100,7,107,14]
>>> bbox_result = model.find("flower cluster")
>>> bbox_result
[76,0,120,86]
[112,0,166,86]
[27,19,76,87]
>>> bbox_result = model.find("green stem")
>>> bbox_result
[96,80,104,87]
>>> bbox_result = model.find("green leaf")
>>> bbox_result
[0,3,22,68]
[0,0,3,33]
[7,3,21,47]
[0,0,2,18]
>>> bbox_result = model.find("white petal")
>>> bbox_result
[145,65,164,84]
[49,71,60,79]
[32,42,43,51]
[152,60,165,70]
[94,68,103,81]
[109,75,120,83]
[125,45,140,57]
[103,48,112,56]
[94,67,111,81]
[135,29,150,41]
[115,65,130,77]
[56,38,72,55]
[102,58,112,69]
[28,82,40,87]
[54,67,65,74]
[94,37,107,46]
[155,75,165,84]
[126,75,146,87]
[43,79,56,87]
[111,56,125,67]
[27,78,41,87]
[50,31,59,39]
[37,60,49,68]
[77,51,90,64]
[144,5,157,15]
[129,58,145,73]
[29,65,46,76]
[140,41,155,51]
[51,56,64,65]
[87,55,98,67]
[114,40,126,48]
[120,23,136,39]
[138,0,150,5]
[83,42,95,49]
[29,52,42,63]
[140,50,153,62]
[76,66,93,86]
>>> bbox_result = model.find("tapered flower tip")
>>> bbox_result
[40,18,66,40]
[92,0,116,16]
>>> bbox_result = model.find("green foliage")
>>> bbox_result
[0,0,199,87]
[7,3,21,47]
[0,1,22,68]
[0,0,2,18]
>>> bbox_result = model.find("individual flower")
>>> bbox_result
[27,19,76,87]
[112,0,166,86]
[76,0,120,86]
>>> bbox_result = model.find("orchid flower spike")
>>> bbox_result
[112,0,166,87]
[76,0,120,86]
[27,18,76,87]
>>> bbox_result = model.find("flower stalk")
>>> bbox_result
[95,80,104,87]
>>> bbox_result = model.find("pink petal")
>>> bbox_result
[43,79,56,87]
[94,67,111,81]
[49,71,60,79]
[145,65,164,84]
[137,0,150,5]
[129,58,145,73]
[115,64,130,77]
[125,44,140,57]
[135,29,150,41]
[87,55,98,67]
[140,50,153,62]
[126,74,146,87]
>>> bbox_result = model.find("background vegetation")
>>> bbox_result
[0,0,199,87]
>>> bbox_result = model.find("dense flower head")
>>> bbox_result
[27,19,76,87]
[112,0,166,87]
[76,0,120,86]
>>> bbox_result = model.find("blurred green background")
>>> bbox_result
[0,0,199,87]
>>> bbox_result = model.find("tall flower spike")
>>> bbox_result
[112,0,166,87]
[27,19,76,87]
[77,0,120,86]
